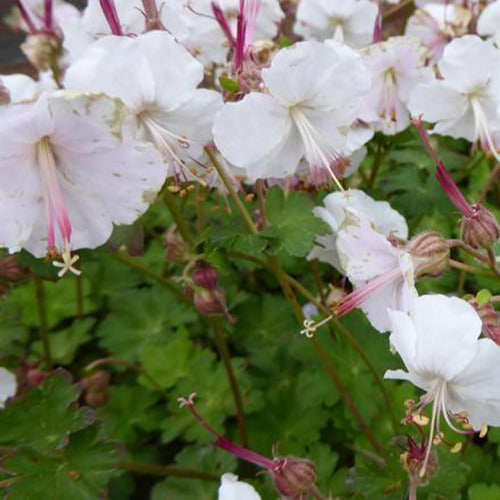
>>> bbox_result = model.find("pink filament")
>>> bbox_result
[99,0,123,36]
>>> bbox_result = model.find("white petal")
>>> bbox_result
[213,93,291,168]
[336,222,401,282]
[447,339,500,429]
[438,35,498,93]
[218,474,261,500]
[412,295,482,381]
[0,368,17,409]
[0,74,39,103]
[478,2,500,38]
[408,81,468,123]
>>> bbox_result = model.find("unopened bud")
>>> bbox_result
[26,368,46,387]
[461,204,500,250]
[193,266,219,290]
[85,390,110,408]
[21,33,61,72]
[163,227,189,263]
[0,255,29,282]
[469,298,500,345]
[406,232,450,279]
[273,457,316,498]
[0,80,10,105]
[192,287,228,316]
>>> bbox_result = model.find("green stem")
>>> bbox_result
[76,273,83,321]
[208,317,248,446]
[265,253,384,456]
[480,162,500,203]
[284,273,398,433]
[117,461,218,482]
[164,187,193,245]
[34,276,52,370]
[367,144,385,192]
[205,147,258,236]
[226,250,398,432]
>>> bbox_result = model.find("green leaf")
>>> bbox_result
[264,188,329,257]
[469,484,500,500]
[97,286,197,361]
[3,425,116,500]
[0,372,92,453]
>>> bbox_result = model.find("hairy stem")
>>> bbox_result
[34,276,52,370]
[208,317,248,446]
[164,187,193,245]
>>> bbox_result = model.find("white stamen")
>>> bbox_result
[290,107,345,191]
[470,97,500,161]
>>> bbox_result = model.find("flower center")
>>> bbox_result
[289,106,345,191]
[35,137,80,277]
[381,69,397,124]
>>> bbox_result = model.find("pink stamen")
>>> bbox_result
[16,0,37,34]
[243,0,260,52]
[373,0,382,43]
[235,0,246,71]
[44,0,53,32]
[179,394,277,471]
[211,2,236,47]
[413,118,474,218]
[336,267,402,318]
[99,0,123,36]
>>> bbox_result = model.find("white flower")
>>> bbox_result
[213,40,372,184]
[172,0,284,66]
[0,91,166,276]
[61,0,187,61]
[405,4,471,64]
[335,220,417,332]
[385,294,500,474]
[477,1,500,45]
[294,0,378,47]
[0,368,17,409]
[218,473,261,500]
[65,31,222,183]
[358,36,434,135]
[309,188,408,271]
[408,35,500,160]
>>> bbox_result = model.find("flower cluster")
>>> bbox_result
[1,0,500,498]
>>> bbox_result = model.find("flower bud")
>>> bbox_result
[272,457,316,499]
[469,298,500,345]
[26,368,46,387]
[193,266,219,290]
[21,33,61,72]
[0,255,29,282]
[406,232,450,279]
[163,227,189,263]
[85,390,110,408]
[192,287,229,316]
[461,204,500,250]
[0,80,10,105]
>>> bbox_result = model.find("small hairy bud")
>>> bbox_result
[469,298,500,345]
[193,266,219,290]
[272,457,316,499]
[85,390,110,408]
[163,227,189,263]
[21,33,61,72]
[26,368,46,387]
[406,232,450,279]
[0,79,10,105]
[0,255,29,282]
[192,287,228,316]
[461,204,500,250]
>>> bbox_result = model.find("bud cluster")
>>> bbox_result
[79,371,111,408]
